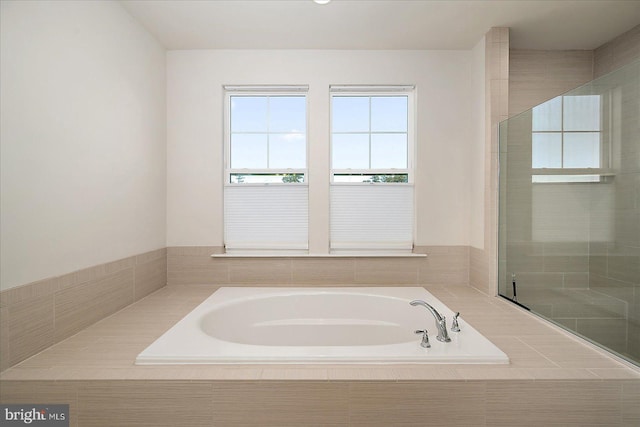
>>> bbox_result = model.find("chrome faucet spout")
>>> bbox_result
[410,300,451,343]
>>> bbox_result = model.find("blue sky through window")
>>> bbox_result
[230,95,306,171]
[332,95,409,171]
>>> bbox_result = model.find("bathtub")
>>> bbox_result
[135,287,509,364]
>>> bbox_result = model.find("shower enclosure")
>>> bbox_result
[498,59,640,366]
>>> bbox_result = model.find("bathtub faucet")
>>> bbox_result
[410,300,451,343]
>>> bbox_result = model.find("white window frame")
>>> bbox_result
[329,85,416,253]
[224,85,309,186]
[329,85,415,184]
[222,85,310,254]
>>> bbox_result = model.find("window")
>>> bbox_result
[329,86,415,252]
[532,95,604,183]
[223,86,308,253]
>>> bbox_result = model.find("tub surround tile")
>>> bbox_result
[485,380,622,427]
[588,368,640,379]
[456,367,535,380]
[470,246,490,295]
[291,258,356,285]
[480,336,557,368]
[0,248,168,372]
[135,247,167,264]
[1,284,639,426]
[0,307,9,371]
[0,367,58,381]
[134,256,167,300]
[167,247,230,285]
[210,382,350,426]
[54,268,135,342]
[166,245,472,287]
[7,294,55,367]
[0,381,80,427]
[2,379,638,427]
[355,258,419,284]
[228,258,292,284]
[623,380,640,425]
[0,276,59,307]
[327,368,397,381]
[416,245,470,285]
[392,366,464,381]
[262,368,328,381]
[78,381,213,427]
[524,368,599,380]
[3,286,638,384]
[348,381,486,426]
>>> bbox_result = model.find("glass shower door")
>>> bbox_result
[498,60,640,366]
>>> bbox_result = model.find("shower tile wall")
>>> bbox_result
[505,49,595,315]
[594,25,640,79]
[589,30,640,359]
[504,27,640,362]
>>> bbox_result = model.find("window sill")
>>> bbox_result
[211,252,427,258]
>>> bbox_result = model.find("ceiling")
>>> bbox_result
[120,0,640,51]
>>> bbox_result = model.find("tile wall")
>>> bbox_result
[594,25,640,78]
[1,379,638,427]
[166,246,470,287]
[590,27,640,359]
[0,248,166,371]
[470,27,509,296]
[502,25,640,361]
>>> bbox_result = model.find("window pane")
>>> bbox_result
[371,96,408,132]
[270,96,306,133]
[332,97,369,132]
[371,134,407,168]
[230,96,268,132]
[532,133,562,168]
[269,133,306,168]
[231,134,267,168]
[563,95,600,131]
[332,133,369,169]
[532,96,562,131]
[564,133,600,168]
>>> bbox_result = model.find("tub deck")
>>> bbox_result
[1,285,639,426]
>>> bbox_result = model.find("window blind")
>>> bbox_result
[224,185,308,251]
[330,184,414,251]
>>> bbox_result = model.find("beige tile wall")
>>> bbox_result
[503,27,640,362]
[1,379,638,426]
[470,27,509,296]
[166,246,469,287]
[509,49,594,116]
[590,28,640,360]
[0,248,166,372]
[594,24,640,79]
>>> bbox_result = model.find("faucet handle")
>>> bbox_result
[451,312,461,332]
[414,329,431,348]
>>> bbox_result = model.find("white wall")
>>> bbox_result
[0,1,166,290]
[167,49,475,249]
[470,37,486,248]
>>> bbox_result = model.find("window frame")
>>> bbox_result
[329,87,415,185]
[224,86,309,186]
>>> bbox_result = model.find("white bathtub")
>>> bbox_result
[135,287,509,364]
